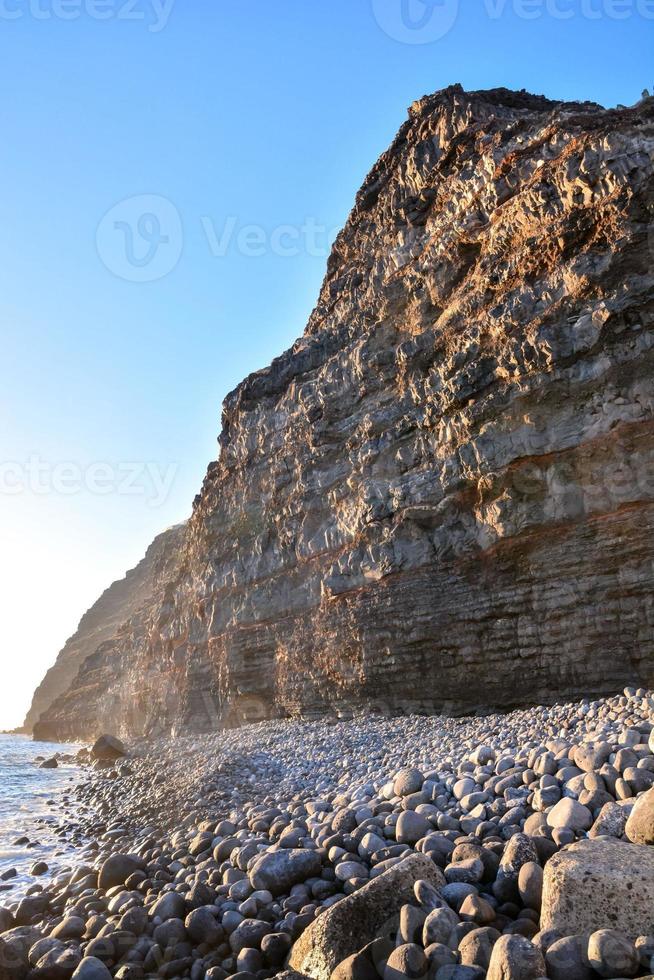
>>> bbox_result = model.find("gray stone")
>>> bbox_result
[249,849,322,896]
[445,860,483,885]
[91,736,126,761]
[458,928,498,972]
[335,861,367,883]
[358,833,386,859]
[153,918,185,948]
[517,862,543,911]
[546,798,592,832]
[532,928,564,954]
[261,932,293,968]
[486,935,545,980]
[624,766,654,793]
[397,906,426,946]
[289,853,444,980]
[384,944,427,980]
[393,770,424,798]
[396,811,430,846]
[70,959,113,980]
[434,968,484,980]
[332,810,358,834]
[118,907,148,936]
[441,884,477,912]
[494,835,539,904]
[15,896,49,926]
[0,909,15,934]
[545,935,593,980]
[587,929,639,978]
[459,895,495,926]
[228,919,272,954]
[97,854,141,892]
[424,944,457,972]
[149,891,186,922]
[625,786,654,844]
[636,935,654,971]
[50,917,85,940]
[185,907,222,946]
[34,946,82,979]
[0,926,42,980]
[453,779,476,802]
[414,879,447,913]
[541,839,654,936]
[331,951,379,980]
[422,907,459,946]
[589,802,627,839]
[574,743,612,772]
[28,939,64,968]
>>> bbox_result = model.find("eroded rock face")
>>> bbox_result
[31,525,185,740]
[34,85,654,739]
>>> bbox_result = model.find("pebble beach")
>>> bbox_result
[3,690,654,980]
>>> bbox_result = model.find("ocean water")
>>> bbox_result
[0,735,82,898]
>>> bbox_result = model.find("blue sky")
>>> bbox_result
[1,0,651,729]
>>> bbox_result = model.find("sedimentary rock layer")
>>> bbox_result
[29,525,184,737]
[34,85,654,740]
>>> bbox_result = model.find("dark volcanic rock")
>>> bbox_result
[91,736,127,761]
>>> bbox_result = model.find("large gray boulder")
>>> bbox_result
[91,735,126,761]
[289,853,444,980]
[248,849,322,896]
[541,839,654,937]
[97,854,141,891]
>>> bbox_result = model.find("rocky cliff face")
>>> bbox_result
[29,525,185,737]
[33,85,654,741]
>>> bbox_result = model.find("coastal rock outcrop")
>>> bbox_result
[32,85,654,740]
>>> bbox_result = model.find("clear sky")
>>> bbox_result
[0,0,651,731]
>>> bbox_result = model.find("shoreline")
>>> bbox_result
[0,735,84,901]
[2,692,654,980]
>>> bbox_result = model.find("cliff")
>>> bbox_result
[33,85,654,741]
[27,525,185,736]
